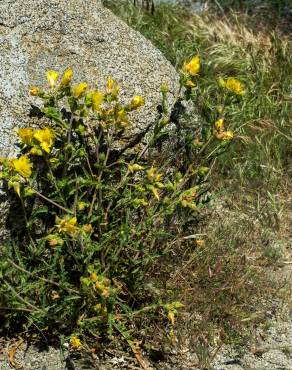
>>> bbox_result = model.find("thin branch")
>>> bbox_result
[7,258,79,294]
[3,280,44,313]
[32,188,73,214]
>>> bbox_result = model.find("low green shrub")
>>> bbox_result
[0,57,243,348]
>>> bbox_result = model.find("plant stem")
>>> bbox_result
[32,188,74,214]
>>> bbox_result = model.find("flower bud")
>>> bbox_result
[47,70,59,87]
[29,86,40,96]
[61,68,73,87]
[130,95,145,109]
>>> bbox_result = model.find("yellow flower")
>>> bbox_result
[183,55,200,76]
[219,77,245,96]
[12,155,32,178]
[49,239,60,247]
[72,82,88,99]
[47,70,59,88]
[219,130,234,141]
[101,288,110,298]
[30,87,40,96]
[83,224,93,234]
[56,216,78,235]
[70,336,82,349]
[131,95,145,109]
[90,272,98,282]
[95,282,110,298]
[61,68,73,87]
[17,128,35,146]
[226,78,245,95]
[185,80,196,88]
[77,201,87,211]
[34,128,54,153]
[92,91,104,111]
[112,86,120,97]
[214,118,224,133]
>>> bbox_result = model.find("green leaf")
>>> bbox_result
[43,107,63,124]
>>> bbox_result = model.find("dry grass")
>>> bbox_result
[187,12,273,51]
[140,179,292,367]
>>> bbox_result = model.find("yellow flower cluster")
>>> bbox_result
[17,128,34,146]
[185,80,196,88]
[47,68,74,88]
[56,216,78,236]
[213,118,234,141]
[17,127,55,154]
[90,273,111,298]
[41,69,146,123]
[219,77,245,96]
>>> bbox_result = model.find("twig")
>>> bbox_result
[33,188,73,214]
[62,113,75,177]
[7,258,79,294]
[3,280,44,313]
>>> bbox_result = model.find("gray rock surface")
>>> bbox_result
[211,303,292,370]
[0,0,179,158]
